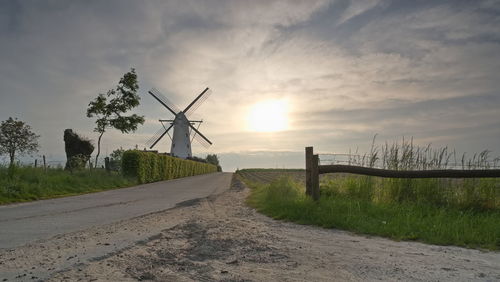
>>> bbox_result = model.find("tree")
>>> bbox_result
[187,156,207,163]
[108,147,125,171]
[206,154,222,172]
[87,68,145,167]
[63,129,94,171]
[0,117,40,167]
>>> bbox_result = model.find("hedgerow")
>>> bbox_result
[122,150,217,183]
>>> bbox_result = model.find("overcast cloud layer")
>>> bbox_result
[1,0,499,171]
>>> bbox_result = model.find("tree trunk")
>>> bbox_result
[9,150,15,167]
[95,131,105,168]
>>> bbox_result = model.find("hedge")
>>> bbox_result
[122,150,218,183]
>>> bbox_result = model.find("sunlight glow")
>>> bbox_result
[247,100,288,132]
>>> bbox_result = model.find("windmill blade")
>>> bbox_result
[189,120,209,148]
[183,87,211,117]
[194,133,212,148]
[148,88,181,116]
[185,90,211,118]
[145,126,169,148]
[189,123,212,147]
[146,123,174,149]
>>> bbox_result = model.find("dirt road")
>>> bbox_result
[1,177,499,281]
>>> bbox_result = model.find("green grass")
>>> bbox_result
[242,137,500,250]
[243,174,500,250]
[322,175,500,210]
[0,165,138,204]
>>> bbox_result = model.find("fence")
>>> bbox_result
[305,146,500,201]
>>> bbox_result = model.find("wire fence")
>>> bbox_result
[319,153,500,170]
[306,147,500,201]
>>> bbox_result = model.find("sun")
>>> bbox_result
[247,100,288,132]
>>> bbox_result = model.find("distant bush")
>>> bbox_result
[108,148,125,171]
[63,129,94,171]
[122,150,217,183]
[187,156,208,163]
[206,154,222,172]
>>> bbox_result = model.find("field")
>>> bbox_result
[0,165,138,204]
[236,168,305,184]
[239,169,500,250]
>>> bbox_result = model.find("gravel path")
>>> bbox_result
[1,177,499,281]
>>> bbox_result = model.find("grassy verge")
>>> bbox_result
[244,175,500,251]
[0,166,138,204]
[322,175,500,210]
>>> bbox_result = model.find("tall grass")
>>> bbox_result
[339,135,500,170]
[244,174,500,250]
[0,165,137,204]
[321,176,500,210]
[322,136,500,211]
[242,135,500,250]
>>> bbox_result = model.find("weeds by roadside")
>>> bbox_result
[0,165,137,204]
[321,175,500,210]
[242,172,500,251]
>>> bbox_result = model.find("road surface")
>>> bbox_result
[0,172,232,249]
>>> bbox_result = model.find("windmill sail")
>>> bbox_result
[146,123,173,149]
[193,133,212,148]
[189,123,212,146]
[184,88,211,117]
[148,88,181,115]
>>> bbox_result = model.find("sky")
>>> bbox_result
[0,0,499,172]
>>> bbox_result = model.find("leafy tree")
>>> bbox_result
[205,154,219,166]
[87,68,145,167]
[0,117,40,167]
[187,156,207,163]
[109,147,125,171]
[206,154,222,172]
[110,147,124,161]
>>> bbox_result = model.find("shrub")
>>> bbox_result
[121,150,217,183]
[64,129,93,170]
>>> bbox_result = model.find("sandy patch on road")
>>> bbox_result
[1,177,499,281]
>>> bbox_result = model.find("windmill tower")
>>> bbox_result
[146,87,212,159]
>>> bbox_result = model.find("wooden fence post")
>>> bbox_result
[43,155,46,172]
[104,157,110,173]
[305,147,313,196]
[311,154,320,201]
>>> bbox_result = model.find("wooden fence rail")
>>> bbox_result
[305,146,500,201]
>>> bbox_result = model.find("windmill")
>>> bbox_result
[146,87,213,159]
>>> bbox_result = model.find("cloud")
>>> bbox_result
[338,0,381,24]
[0,0,499,171]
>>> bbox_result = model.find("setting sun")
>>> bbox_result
[247,100,288,132]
